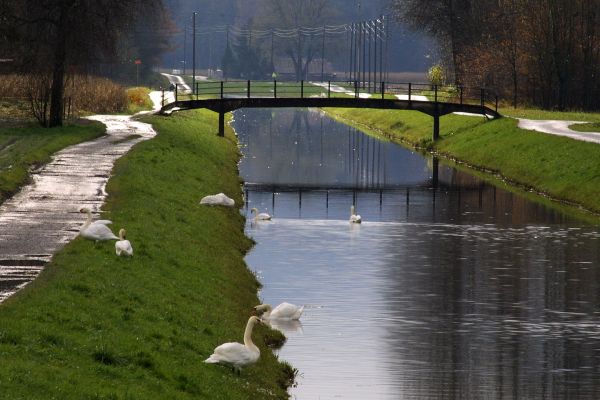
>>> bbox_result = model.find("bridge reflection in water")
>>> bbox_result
[237,108,598,399]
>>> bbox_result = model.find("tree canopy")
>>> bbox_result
[0,0,172,126]
[392,0,600,111]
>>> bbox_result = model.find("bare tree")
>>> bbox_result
[256,0,336,80]
[1,0,169,127]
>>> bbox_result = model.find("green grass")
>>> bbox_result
[500,107,600,122]
[325,107,600,215]
[0,122,105,203]
[569,122,600,133]
[0,109,292,398]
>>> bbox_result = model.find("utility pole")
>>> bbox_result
[362,21,366,89]
[192,12,197,95]
[350,22,356,81]
[348,24,353,81]
[379,15,384,86]
[373,20,378,88]
[271,29,275,73]
[321,25,326,82]
[368,20,372,92]
[183,26,187,75]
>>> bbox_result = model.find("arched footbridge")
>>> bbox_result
[159,81,501,140]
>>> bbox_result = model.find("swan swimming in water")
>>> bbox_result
[115,229,133,256]
[349,205,362,224]
[204,316,263,374]
[254,302,304,320]
[79,208,119,242]
[251,208,272,221]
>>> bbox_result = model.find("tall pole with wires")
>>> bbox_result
[379,16,384,86]
[350,22,356,81]
[373,20,378,88]
[368,20,372,92]
[362,21,366,89]
[321,25,326,82]
[192,12,197,95]
[183,26,187,75]
[271,29,275,74]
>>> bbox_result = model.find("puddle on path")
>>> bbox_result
[0,113,157,302]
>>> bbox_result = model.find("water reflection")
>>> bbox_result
[234,108,600,399]
[235,108,432,189]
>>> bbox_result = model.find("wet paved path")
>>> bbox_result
[0,112,157,302]
[518,118,600,144]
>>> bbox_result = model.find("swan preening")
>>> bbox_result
[200,193,235,207]
[250,208,272,221]
[79,207,119,242]
[349,205,362,224]
[254,302,304,320]
[115,228,133,256]
[204,316,263,374]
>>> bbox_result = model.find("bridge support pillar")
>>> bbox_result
[433,114,440,141]
[218,112,225,137]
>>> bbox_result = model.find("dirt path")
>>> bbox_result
[0,104,159,302]
[517,118,600,144]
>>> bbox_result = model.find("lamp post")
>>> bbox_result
[192,12,197,95]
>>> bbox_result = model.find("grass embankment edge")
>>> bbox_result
[324,107,600,219]
[0,108,293,398]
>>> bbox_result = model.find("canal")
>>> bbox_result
[232,108,600,399]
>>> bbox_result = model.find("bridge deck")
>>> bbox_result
[161,97,500,119]
[158,81,501,140]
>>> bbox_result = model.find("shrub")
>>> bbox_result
[427,64,446,86]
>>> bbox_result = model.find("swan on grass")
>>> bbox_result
[79,208,119,242]
[115,229,133,256]
[250,208,271,221]
[204,316,263,374]
[349,205,362,224]
[254,302,304,320]
[200,193,235,207]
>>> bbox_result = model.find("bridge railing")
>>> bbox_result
[169,80,499,113]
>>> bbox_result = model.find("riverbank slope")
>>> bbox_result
[0,109,291,398]
[325,108,600,216]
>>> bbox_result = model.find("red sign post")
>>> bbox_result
[134,59,142,85]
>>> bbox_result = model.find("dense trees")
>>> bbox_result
[392,0,600,111]
[0,0,171,127]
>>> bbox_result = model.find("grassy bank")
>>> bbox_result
[0,109,291,398]
[570,122,600,133]
[0,122,105,203]
[325,108,600,215]
[126,87,155,114]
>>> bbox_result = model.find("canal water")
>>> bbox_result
[232,108,600,399]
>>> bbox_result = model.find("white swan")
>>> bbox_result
[115,229,133,256]
[200,193,235,207]
[349,205,362,224]
[204,316,263,374]
[254,302,304,320]
[251,208,272,221]
[79,208,119,242]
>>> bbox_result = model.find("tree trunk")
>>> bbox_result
[49,8,68,128]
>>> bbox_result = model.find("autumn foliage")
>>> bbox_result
[393,0,600,111]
